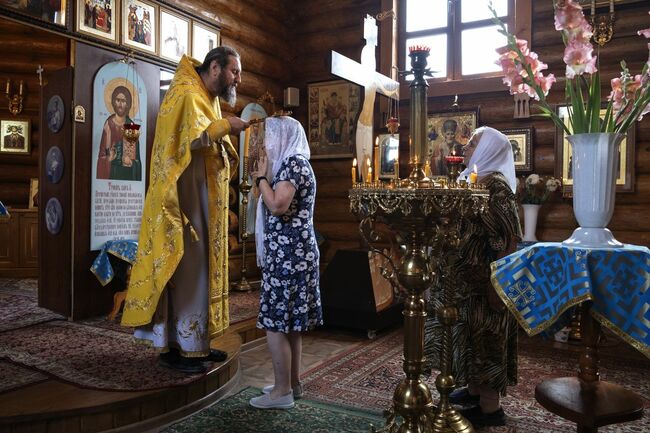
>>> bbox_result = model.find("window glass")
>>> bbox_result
[406,0,447,32]
[461,25,506,75]
[461,0,508,23]
[406,35,447,79]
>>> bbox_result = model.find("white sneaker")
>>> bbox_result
[262,383,304,399]
[249,392,294,409]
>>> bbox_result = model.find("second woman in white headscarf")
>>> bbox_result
[424,126,522,428]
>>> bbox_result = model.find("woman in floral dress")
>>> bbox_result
[249,116,322,409]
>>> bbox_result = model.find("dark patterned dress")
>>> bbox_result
[257,155,323,333]
[424,173,522,395]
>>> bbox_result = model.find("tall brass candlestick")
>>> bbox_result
[233,156,252,292]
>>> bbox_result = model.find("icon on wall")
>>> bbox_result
[47,95,65,133]
[45,197,63,235]
[46,146,64,184]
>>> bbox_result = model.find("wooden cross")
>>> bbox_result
[330,14,399,182]
[36,65,44,87]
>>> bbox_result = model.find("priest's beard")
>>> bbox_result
[218,74,237,107]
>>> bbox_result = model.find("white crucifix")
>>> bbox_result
[330,14,399,182]
[36,65,44,87]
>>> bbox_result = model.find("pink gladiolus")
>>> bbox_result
[608,74,648,122]
[494,41,554,101]
[564,39,598,78]
[554,0,585,32]
[535,73,556,95]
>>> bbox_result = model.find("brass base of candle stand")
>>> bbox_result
[231,276,252,292]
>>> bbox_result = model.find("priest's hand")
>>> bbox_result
[227,116,249,135]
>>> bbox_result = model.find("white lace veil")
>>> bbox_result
[459,126,517,193]
[255,116,311,266]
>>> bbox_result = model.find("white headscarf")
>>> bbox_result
[255,116,311,266]
[459,126,517,192]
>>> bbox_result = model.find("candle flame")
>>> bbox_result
[473,164,478,173]
[375,137,379,146]
[353,157,357,167]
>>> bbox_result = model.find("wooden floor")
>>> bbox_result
[0,326,254,433]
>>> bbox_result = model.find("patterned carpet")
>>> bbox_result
[0,360,47,393]
[161,387,384,433]
[0,278,63,332]
[0,278,261,393]
[229,289,260,325]
[302,329,650,432]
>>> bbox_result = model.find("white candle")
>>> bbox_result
[609,0,614,13]
[591,0,595,15]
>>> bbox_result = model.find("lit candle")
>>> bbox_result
[394,156,399,180]
[5,79,9,95]
[373,137,380,182]
[591,0,595,15]
[609,0,614,13]
[243,126,251,159]
[470,164,478,184]
[18,80,23,96]
[366,156,371,183]
[352,158,357,184]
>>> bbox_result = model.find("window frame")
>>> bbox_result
[398,0,531,96]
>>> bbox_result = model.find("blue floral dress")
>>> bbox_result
[257,155,323,333]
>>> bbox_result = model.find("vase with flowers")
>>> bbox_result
[517,174,562,242]
[490,0,650,247]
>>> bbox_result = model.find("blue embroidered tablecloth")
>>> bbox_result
[490,242,650,358]
[90,240,138,286]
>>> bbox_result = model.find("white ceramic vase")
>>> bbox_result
[562,132,624,248]
[522,204,541,242]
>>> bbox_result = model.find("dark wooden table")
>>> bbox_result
[534,302,644,432]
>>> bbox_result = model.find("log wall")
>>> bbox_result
[0,18,69,207]
[2,0,649,264]
[290,0,650,259]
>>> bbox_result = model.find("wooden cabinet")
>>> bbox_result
[0,208,38,277]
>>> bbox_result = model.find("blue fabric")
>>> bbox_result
[90,240,139,286]
[0,201,8,217]
[491,242,650,357]
[258,155,323,333]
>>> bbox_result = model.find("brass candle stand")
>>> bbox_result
[349,45,491,433]
[351,176,488,433]
[233,156,252,292]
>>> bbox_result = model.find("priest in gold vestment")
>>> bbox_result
[121,46,249,373]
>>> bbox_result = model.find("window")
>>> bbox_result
[400,0,528,89]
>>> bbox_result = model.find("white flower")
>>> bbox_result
[546,178,561,192]
[526,174,540,185]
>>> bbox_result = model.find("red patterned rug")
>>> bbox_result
[302,330,650,432]
[229,289,260,325]
[0,321,209,391]
[0,360,48,393]
[0,278,63,332]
